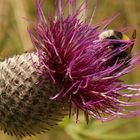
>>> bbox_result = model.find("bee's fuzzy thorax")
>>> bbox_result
[99,29,115,40]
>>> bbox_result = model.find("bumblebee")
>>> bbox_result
[99,29,136,67]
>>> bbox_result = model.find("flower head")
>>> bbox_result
[29,0,140,123]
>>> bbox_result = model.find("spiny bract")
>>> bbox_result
[0,53,68,137]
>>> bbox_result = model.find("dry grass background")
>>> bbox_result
[0,0,140,140]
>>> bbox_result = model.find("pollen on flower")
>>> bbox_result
[29,0,140,123]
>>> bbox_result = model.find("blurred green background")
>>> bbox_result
[0,0,140,140]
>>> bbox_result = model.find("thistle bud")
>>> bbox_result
[0,53,68,137]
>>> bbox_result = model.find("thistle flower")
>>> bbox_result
[29,0,140,122]
[1,0,140,137]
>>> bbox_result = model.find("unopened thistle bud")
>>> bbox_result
[0,53,68,137]
[1,0,140,137]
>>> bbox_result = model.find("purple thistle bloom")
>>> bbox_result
[29,0,140,123]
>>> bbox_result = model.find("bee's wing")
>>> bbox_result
[131,29,136,39]
[128,30,136,53]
